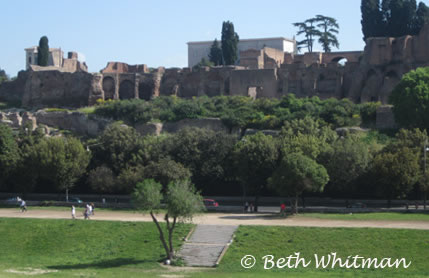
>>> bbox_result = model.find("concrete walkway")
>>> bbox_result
[178,224,238,267]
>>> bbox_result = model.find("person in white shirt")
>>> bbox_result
[71,205,76,219]
[20,200,27,212]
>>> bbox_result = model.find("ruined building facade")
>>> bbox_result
[3,25,429,108]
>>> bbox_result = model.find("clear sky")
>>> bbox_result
[2,0,429,76]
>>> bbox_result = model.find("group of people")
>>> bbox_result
[243,202,255,213]
[71,203,95,220]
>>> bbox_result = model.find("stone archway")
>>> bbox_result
[139,81,153,101]
[102,77,115,100]
[119,80,135,100]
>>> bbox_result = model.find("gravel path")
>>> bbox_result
[178,225,238,267]
[0,209,429,230]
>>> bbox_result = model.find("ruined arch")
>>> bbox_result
[331,56,347,64]
[102,76,115,100]
[139,81,153,101]
[119,80,135,100]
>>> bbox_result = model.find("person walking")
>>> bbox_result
[71,205,76,219]
[90,203,95,215]
[244,201,249,213]
[20,199,27,212]
[280,203,286,217]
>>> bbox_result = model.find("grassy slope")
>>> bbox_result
[207,226,429,278]
[0,218,191,277]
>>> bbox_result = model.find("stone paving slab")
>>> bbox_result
[179,224,238,267]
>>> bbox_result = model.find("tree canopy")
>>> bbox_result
[293,15,340,53]
[361,0,429,40]
[389,67,429,130]
[208,39,223,66]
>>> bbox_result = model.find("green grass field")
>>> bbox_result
[0,218,428,277]
[298,212,429,221]
[0,218,191,277]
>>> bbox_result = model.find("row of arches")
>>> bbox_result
[102,77,153,101]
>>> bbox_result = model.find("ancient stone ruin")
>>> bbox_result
[3,25,429,108]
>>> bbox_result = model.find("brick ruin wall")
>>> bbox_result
[3,25,429,108]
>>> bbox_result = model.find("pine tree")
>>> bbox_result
[221,21,239,65]
[315,15,340,52]
[293,18,320,53]
[208,39,223,66]
[37,36,49,67]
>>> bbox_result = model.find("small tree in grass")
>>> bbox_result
[132,179,205,261]
[268,152,329,214]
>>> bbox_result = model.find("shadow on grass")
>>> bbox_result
[219,213,295,220]
[48,258,149,270]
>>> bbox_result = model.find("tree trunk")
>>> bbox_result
[150,211,170,260]
[424,192,427,210]
[168,217,177,259]
[295,194,299,214]
[66,188,69,202]
[254,195,259,213]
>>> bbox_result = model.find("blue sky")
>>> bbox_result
[2,0,429,76]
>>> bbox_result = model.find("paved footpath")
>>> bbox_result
[178,225,238,267]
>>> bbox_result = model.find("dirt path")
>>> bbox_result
[1,208,429,230]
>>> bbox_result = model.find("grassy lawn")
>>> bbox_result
[299,212,429,221]
[0,218,191,277]
[0,218,427,277]
[208,226,429,278]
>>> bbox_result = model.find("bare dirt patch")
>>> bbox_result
[5,268,58,275]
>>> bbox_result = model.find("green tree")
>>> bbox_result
[132,179,204,261]
[232,132,279,210]
[117,165,145,193]
[293,18,320,53]
[361,0,384,40]
[192,58,214,71]
[31,137,90,201]
[208,39,223,66]
[0,124,20,189]
[164,128,237,194]
[322,135,371,194]
[37,36,49,66]
[0,68,8,84]
[91,122,144,174]
[372,147,420,207]
[144,158,191,187]
[389,67,429,130]
[268,152,329,214]
[88,166,117,194]
[221,21,239,65]
[315,15,340,52]
[412,2,429,34]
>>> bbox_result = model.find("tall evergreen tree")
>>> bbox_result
[361,0,384,40]
[315,15,340,52]
[208,39,223,66]
[412,2,429,34]
[221,21,239,65]
[37,36,49,66]
[293,18,320,53]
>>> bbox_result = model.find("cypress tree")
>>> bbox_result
[37,36,49,66]
[208,39,223,66]
[361,0,384,40]
[221,21,239,65]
